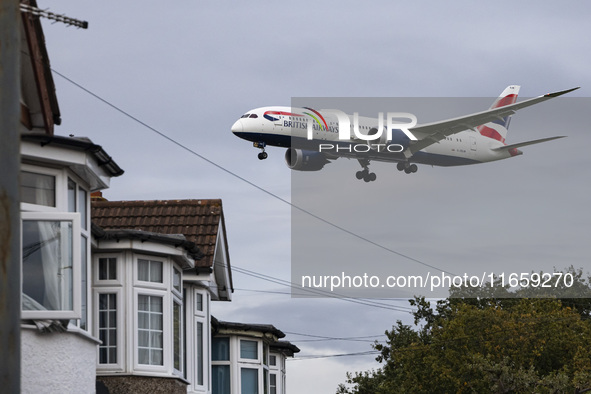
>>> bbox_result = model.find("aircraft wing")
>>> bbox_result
[405,87,578,155]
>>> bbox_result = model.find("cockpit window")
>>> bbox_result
[241,114,250,118]
[249,114,258,118]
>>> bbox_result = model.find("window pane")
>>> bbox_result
[138,348,149,364]
[109,258,117,280]
[98,293,117,364]
[173,268,181,292]
[80,235,88,330]
[21,171,55,206]
[197,322,204,385]
[138,295,149,311]
[151,313,163,330]
[138,259,163,283]
[78,187,87,230]
[99,257,117,280]
[150,261,162,282]
[67,179,76,212]
[212,337,229,361]
[212,365,230,394]
[264,344,268,366]
[241,368,259,394]
[270,355,277,366]
[138,260,150,281]
[173,302,182,371]
[22,220,73,311]
[264,371,268,394]
[150,331,163,348]
[240,340,258,359]
[137,295,163,365]
[151,296,162,312]
[196,293,203,312]
[151,349,163,365]
[138,330,149,346]
[270,374,277,394]
[138,311,149,329]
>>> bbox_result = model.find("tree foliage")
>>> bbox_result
[338,267,591,393]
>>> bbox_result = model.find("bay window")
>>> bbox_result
[20,166,91,328]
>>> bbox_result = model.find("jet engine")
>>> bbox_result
[285,148,329,171]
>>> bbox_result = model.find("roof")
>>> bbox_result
[271,341,301,356]
[91,224,203,265]
[211,317,286,340]
[21,133,124,178]
[20,0,61,134]
[91,199,230,273]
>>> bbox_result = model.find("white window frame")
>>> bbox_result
[172,296,183,376]
[134,254,168,290]
[133,288,170,373]
[195,289,206,315]
[191,288,209,391]
[269,372,278,394]
[63,172,91,331]
[239,367,260,394]
[211,336,232,394]
[21,211,81,320]
[20,165,64,212]
[172,267,182,297]
[94,253,122,286]
[238,338,261,364]
[95,287,124,372]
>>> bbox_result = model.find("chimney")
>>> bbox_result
[91,191,107,202]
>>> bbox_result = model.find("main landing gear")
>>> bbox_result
[397,161,418,174]
[356,159,377,182]
[254,142,267,160]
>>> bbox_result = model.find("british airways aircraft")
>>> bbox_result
[231,86,578,182]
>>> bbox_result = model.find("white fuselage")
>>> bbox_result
[232,106,517,167]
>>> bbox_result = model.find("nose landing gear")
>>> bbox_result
[254,142,267,160]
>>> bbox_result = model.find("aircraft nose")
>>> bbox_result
[231,119,243,134]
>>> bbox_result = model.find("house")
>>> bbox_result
[91,198,234,393]
[20,133,123,393]
[211,319,299,394]
[15,3,298,393]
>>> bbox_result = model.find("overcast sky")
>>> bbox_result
[41,1,591,392]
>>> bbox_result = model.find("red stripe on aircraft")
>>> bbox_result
[491,94,518,109]
[478,125,505,143]
[264,111,303,117]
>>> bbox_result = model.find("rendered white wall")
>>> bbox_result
[21,327,98,394]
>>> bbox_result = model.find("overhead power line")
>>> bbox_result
[49,68,455,277]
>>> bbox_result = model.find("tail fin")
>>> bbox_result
[478,85,520,143]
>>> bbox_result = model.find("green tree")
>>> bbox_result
[338,267,591,394]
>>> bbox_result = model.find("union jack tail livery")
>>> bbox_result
[478,85,520,144]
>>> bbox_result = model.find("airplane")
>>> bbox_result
[231,86,578,182]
